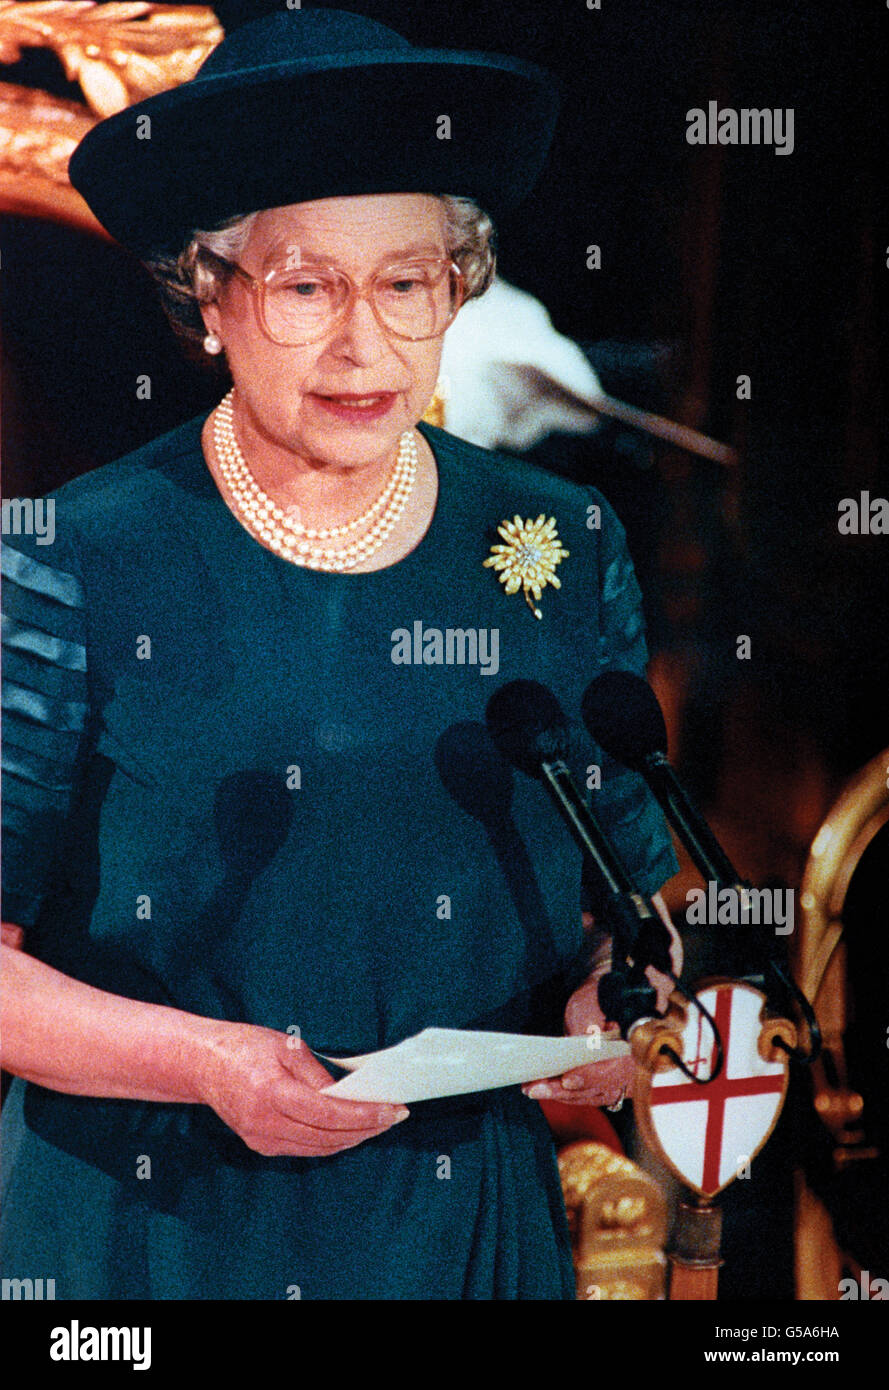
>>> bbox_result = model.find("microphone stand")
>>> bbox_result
[636,752,820,1061]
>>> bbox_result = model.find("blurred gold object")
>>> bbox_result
[558,1141,668,1300]
[794,746,888,1299]
[0,3,222,115]
[422,390,446,428]
[0,80,95,227]
[797,746,888,1149]
[0,2,222,229]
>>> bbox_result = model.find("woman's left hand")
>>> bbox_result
[521,1050,635,1108]
[520,892,682,1108]
[521,969,634,1106]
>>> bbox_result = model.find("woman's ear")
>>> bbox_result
[199,301,222,339]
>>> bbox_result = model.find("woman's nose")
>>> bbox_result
[327,290,391,362]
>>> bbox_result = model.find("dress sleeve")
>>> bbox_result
[1,535,91,928]
[581,493,679,906]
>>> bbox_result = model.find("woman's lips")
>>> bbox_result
[309,392,398,422]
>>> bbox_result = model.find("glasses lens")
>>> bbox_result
[263,269,348,344]
[372,262,460,340]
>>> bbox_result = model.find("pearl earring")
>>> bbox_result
[203,332,223,355]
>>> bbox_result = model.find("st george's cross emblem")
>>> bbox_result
[633,982,790,1198]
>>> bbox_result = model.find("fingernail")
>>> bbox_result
[561,1076,585,1090]
[392,1108,410,1123]
[526,1084,551,1099]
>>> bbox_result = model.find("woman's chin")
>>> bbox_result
[296,403,415,463]
[291,431,392,472]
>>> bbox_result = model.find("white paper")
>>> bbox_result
[318,1026,630,1103]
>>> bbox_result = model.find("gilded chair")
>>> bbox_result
[794,746,889,1299]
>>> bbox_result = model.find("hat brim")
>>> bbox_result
[68,50,560,255]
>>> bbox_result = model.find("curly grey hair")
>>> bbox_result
[143,195,496,354]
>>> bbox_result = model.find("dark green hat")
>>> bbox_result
[68,7,560,256]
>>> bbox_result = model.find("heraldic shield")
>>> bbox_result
[633,981,792,1199]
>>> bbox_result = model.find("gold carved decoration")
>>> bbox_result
[558,1141,668,1301]
[0,80,94,225]
[0,2,223,116]
[794,747,889,1298]
[0,2,222,230]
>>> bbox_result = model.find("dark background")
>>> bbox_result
[2,0,887,1300]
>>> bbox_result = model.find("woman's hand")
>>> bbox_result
[193,1022,410,1158]
[521,967,634,1106]
[522,1052,635,1108]
[1,943,408,1152]
[523,979,636,1109]
[520,891,682,1108]
[525,971,634,1106]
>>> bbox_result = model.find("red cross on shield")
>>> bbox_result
[633,981,789,1198]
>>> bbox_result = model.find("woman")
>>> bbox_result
[1,9,678,1299]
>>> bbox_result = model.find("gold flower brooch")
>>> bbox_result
[484,514,569,620]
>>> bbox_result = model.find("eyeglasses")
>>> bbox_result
[199,248,465,346]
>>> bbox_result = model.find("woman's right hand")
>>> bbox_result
[192,1021,409,1158]
[1,940,407,1151]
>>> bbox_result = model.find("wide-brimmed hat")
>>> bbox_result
[68,7,560,256]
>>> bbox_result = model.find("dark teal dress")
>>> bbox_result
[1,415,677,1300]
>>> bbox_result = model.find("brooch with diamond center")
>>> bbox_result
[483,514,570,620]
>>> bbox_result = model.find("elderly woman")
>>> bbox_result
[1,9,678,1299]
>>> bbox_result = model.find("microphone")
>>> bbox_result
[485,680,673,1034]
[581,670,742,890]
[581,669,821,1061]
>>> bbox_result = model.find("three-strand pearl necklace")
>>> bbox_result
[212,389,418,571]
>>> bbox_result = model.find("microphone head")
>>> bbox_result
[485,679,569,778]
[581,670,668,770]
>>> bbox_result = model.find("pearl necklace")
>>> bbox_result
[212,389,418,572]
